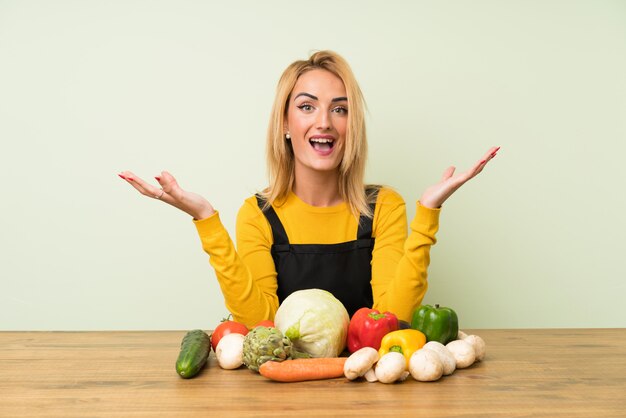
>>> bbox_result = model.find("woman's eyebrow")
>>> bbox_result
[294,92,318,101]
[294,92,348,102]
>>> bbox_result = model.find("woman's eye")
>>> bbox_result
[297,104,313,112]
[333,106,348,114]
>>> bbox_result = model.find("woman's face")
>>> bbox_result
[285,69,348,177]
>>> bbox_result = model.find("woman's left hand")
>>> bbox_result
[419,146,500,209]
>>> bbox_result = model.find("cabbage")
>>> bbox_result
[274,289,350,358]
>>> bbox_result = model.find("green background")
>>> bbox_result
[1,0,624,330]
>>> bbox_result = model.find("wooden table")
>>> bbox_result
[1,329,624,417]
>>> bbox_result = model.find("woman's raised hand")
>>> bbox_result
[118,170,216,220]
[419,146,500,209]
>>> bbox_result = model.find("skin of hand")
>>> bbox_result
[419,146,500,209]
[118,170,216,220]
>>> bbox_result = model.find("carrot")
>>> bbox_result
[259,357,348,382]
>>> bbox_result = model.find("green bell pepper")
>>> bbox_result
[411,304,459,344]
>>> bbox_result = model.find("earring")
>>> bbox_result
[285,132,291,140]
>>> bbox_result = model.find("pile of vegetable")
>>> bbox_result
[343,303,486,384]
[175,315,271,378]
[344,329,486,384]
[174,289,487,385]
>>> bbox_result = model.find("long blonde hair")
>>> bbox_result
[262,50,375,218]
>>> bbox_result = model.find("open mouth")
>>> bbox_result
[309,137,335,152]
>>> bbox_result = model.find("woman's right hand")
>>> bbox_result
[118,170,216,220]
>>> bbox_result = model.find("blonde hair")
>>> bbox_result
[262,50,376,218]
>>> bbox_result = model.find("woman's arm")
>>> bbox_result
[119,170,215,220]
[370,189,439,322]
[371,147,499,321]
[419,146,499,209]
[194,198,279,327]
[119,170,278,327]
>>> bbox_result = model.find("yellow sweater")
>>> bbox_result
[194,187,440,327]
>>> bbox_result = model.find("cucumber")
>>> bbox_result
[176,329,211,378]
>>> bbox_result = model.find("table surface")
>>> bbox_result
[1,329,625,417]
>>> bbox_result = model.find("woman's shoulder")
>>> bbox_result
[242,194,263,208]
[369,186,407,234]
[370,185,406,207]
[237,194,267,224]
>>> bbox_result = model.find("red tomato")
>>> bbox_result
[253,320,275,329]
[211,318,249,352]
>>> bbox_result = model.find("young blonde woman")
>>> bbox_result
[119,51,499,327]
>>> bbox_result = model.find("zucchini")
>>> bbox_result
[176,329,211,378]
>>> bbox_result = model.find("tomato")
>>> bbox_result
[253,320,275,329]
[211,317,249,352]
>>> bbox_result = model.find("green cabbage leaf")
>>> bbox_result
[274,289,350,358]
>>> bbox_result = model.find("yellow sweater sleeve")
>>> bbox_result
[193,203,278,327]
[371,188,440,322]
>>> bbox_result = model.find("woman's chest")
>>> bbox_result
[276,210,359,244]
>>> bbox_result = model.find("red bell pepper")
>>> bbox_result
[347,307,399,353]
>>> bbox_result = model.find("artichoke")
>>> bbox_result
[242,326,309,372]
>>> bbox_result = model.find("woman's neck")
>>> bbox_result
[292,168,342,207]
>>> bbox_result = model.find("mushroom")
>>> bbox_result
[215,333,245,369]
[464,335,486,361]
[375,352,409,384]
[446,339,476,369]
[409,348,444,382]
[423,341,456,375]
[363,367,378,382]
[457,330,469,340]
[344,347,379,380]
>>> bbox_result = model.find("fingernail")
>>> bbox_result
[490,152,497,158]
[127,176,134,181]
[480,159,487,165]
[155,176,161,181]
[118,174,126,180]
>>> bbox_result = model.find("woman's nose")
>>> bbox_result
[317,110,333,130]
